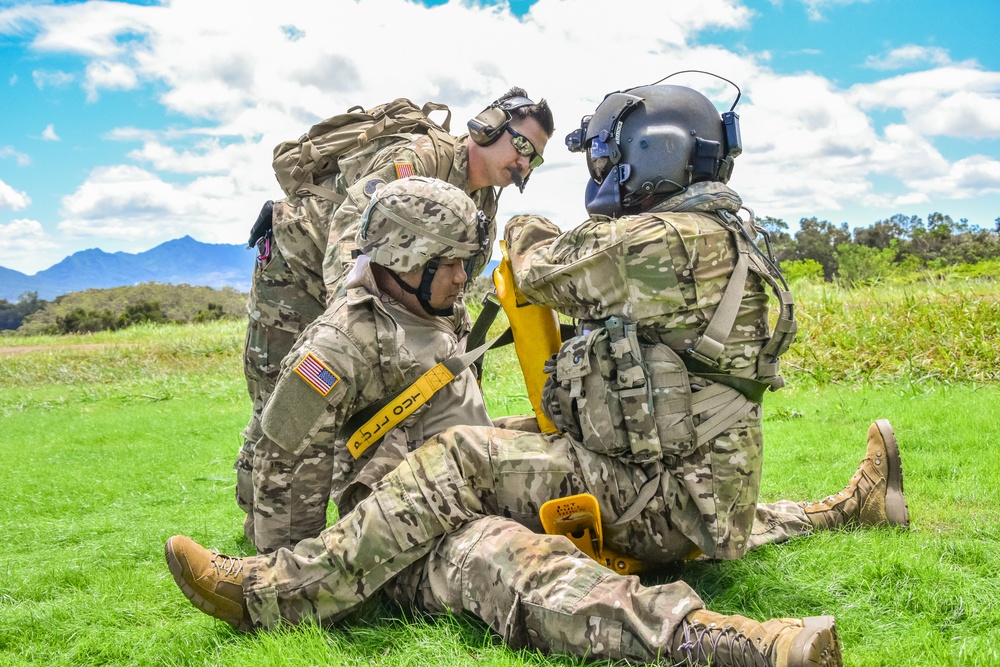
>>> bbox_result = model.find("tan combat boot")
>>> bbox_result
[800,419,910,530]
[165,535,253,632]
[671,609,843,667]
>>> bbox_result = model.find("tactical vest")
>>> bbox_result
[541,208,796,464]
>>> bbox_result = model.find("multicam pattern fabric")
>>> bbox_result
[387,516,703,664]
[323,134,498,301]
[236,183,824,666]
[241,184,816,633]
[504,182,769,373]
[238,131,498,536]
[358,176,484,273]
[248,260,490,553]
[503,182,776,559]
[236,191,337,522]
[243,425,709,629]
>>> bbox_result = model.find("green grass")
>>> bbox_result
[2,278,999,666]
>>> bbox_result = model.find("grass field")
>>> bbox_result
[2,275,999,666]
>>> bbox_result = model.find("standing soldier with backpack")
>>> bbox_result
[238,89,554,551]
[168,81,909,667]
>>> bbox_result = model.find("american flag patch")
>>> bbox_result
[394,162,414,179]
[294,353,340,396]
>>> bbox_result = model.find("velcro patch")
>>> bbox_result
[394,162,414,179]
[363,178,385,195]
[294,353,340,396]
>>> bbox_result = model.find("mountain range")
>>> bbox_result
[0,237,503,303]
[0,236,255,302]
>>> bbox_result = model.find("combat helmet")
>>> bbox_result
[357,175,488,315]
[565,79,743,218]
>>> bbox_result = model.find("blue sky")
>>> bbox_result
[1,0,998,274]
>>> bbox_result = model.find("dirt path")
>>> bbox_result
[0,343,136,356]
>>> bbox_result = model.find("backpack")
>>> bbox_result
[272,98,457,204]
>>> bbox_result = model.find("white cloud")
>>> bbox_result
[1,218,53,244]
[850,68,1000,138]
[796,0,871,21]
[1,0,999,266]
[730,72,881,214]
[0,178,31,210]
[0,218,59,273]
[57,163,272,246]
[903,155,1000,199]
[31,68,73,88]
[41,124,59,141]
[865,45,953,70]
[0,146,31,166]
[84,60,138,101]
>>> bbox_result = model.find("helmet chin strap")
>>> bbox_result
[387,258,455,317]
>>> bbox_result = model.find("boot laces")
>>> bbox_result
[674,620,768,667]
[210,551,244,580]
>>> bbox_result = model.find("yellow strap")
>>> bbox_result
[346,362,455,459]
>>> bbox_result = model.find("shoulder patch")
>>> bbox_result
[363,178,385,196]
[294,352,340,396]
[394,161,414,179]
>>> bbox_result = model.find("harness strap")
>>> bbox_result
[295,181,346,204]
[694,392,754,444]
[426,129,458,182]
[421,102,452,132]
[689,249,750,363]
[467,293,502,352]
[611,461,664,526]
[343,329,511,459]
[679,352,769,404]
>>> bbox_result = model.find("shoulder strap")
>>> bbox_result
[425,128,458,182]
[651,210,796,393]
[342,329,512,459]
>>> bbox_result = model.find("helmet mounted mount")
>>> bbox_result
[566,70,744,218]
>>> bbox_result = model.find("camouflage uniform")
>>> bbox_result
[238,182,813,661]
[249,255,492,552]
[237,133,499,538]
[322,134,498,301]
[237,192,334,521]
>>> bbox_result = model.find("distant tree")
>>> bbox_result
[194,302,227,322]
[0,291,48,331]
[118,301,168,328]
[779,258,824,282]
[854,215,911,250]
[793,217,850,280]
[755,215,797,263]
[836,242,899,286]
[57,308,118,334]
[0,299,16,331]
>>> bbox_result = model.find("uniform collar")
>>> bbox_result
[650,182,743,215]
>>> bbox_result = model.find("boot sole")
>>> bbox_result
[164,537,253,633]
[789,615,843,667]
[874,419,910,528]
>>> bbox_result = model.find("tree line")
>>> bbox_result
[1,283,247,334]
[758,212,1000,285]
[3,212,997,334]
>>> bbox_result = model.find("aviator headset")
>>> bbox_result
[467,95,543,191]
[467,95,537,147]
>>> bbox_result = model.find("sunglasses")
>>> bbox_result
[505,125,544,169]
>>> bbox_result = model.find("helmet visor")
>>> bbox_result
[586,137,613,184]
